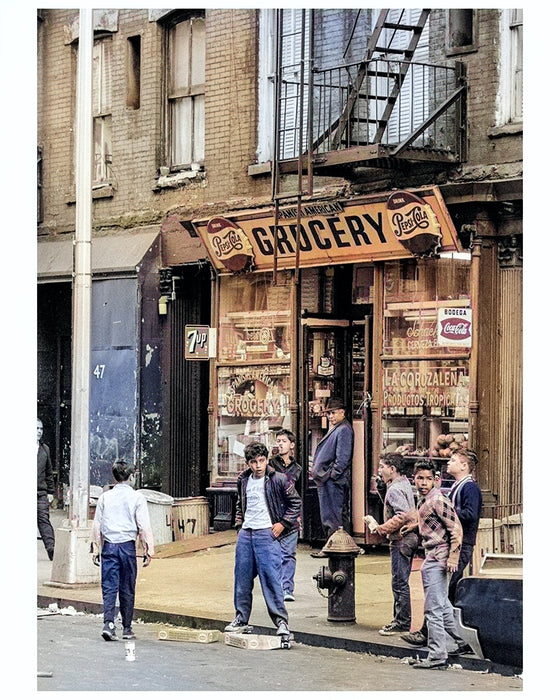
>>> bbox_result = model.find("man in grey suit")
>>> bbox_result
[310,397,354,556]
[37,418,55,560]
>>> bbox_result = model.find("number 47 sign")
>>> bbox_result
[184,326,217,360]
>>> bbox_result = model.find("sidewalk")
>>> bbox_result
[37,510,511,674]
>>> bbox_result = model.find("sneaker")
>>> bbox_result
[310,551,328,558]
[276,620,290,637]
[283,591,295,602]
[122,627,136,640]
[379,622,409,636]
[224,617,250,633]
[401,630,427,646]
[101,621,118,641]
[411,658,447,670]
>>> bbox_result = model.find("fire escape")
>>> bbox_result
[272,8,467,190]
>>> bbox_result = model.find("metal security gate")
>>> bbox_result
[163,264,211,497]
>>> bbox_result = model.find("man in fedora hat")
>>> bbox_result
[309,397,354,556]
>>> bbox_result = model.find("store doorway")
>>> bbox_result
[300,321,352,542]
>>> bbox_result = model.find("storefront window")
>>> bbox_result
[216,364,291,478]
[382,257,471,468]
[383,258,470,357]
[218,271,291,363]
[215,271,293,481]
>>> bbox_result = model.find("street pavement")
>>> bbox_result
[37,610,523,692]
[36,509,523,688]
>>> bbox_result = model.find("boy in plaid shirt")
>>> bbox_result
[405,460,467,670]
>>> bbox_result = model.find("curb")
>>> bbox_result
[37,594,521,677]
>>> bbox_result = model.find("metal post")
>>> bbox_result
[70,8,93,528]
[48,9,98,586]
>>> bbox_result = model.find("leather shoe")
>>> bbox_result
[449,643,473,656]
[412,658,447,670]
[401,630,427,646]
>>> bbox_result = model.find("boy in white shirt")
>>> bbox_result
[225,442,301,638]
[92,461,154,641]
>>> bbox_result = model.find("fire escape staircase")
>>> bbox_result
[276,8,467,177]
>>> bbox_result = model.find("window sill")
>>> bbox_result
[487,122,523,139]
[248,161,272,177]
[153,168,206,191]
[66,184,114,205]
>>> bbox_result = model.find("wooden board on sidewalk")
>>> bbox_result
[153,529,237,559]
[158,627,222,643]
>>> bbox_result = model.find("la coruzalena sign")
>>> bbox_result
[192,187,460,273]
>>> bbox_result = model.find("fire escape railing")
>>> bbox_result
[277,56,466,165]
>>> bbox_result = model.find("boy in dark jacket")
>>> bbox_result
[37,418,55,560]
[268,429,302,601]
[225,441,301,638]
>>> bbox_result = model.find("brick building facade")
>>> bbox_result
[37,9,522,540]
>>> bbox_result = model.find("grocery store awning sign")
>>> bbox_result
[192,186,460,273]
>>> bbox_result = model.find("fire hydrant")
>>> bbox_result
[312,527,361,623]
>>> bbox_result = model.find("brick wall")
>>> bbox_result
[38,9,521,239]
[429,9,522,168]
[38,9,269,238]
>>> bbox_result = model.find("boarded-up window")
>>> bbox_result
[168,16,205,169]
[497,9,523,125]
[92,37,113,183]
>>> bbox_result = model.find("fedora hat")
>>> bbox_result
[325,397,346,411]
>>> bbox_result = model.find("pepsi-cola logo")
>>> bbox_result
[387,190,442,257]
[439,318,472,340]
[206,216,254,272]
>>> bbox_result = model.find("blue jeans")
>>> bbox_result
[389,537,414,629]
[234,528,288,625]
[317,478,350,539]
[421,549,463,661]
[101,540,137,627]
[279,529,298,595]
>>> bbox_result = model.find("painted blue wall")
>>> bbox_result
[90,278,138,486]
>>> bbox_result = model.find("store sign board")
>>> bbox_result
[383,364,469,411]
[437,308,473,347]
[218,365,290,419]
[184,326,216,360]
[192,187,460,273]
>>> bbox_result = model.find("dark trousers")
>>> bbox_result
[37,495,55,555]
[389,538,414,629]
[101,540,137,627]
[317,479,350,540]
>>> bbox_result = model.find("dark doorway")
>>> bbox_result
[162,264,212,497]
[37,282,72,498]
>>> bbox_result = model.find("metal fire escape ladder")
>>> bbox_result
[329,9,431,150]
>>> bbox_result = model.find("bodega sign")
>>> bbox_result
[437,308,472,348]
[192,186,460,273]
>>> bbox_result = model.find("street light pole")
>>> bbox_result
[48,8,98,585]
[70,7,93,528]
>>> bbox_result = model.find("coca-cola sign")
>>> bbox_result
[437,307,472,347]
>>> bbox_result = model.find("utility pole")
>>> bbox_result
[49,8,98,585]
